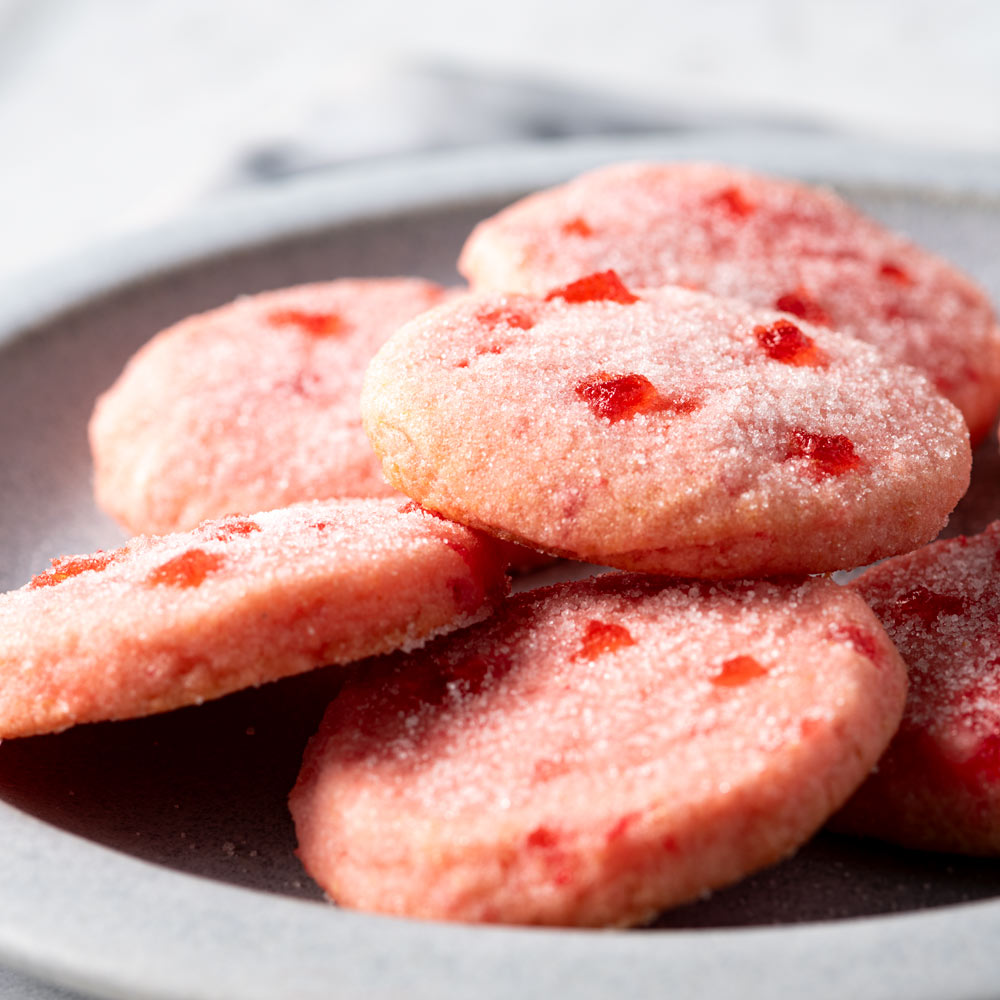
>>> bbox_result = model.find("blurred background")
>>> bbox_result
[1,0,998,286]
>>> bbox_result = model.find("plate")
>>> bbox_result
[2,131,1000,1000]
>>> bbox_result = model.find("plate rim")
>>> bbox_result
[3,129,1000,1000]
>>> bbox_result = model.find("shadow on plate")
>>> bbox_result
[1,648,1000,927]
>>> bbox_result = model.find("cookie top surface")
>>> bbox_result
[89,277,449,535]
[834,522,1000,853]
[361,281,970,577]
[459,162,1000,441]
[0,498,509,738]
[290,573,906,926]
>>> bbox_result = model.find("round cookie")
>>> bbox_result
[833,521,1000,854]
[459,162,1000,443]
[290,573,907,926]
[90,278,450,535]
[361,280,970,577]
[0,498,509,738]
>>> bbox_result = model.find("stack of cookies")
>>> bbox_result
[3,163,1000,927]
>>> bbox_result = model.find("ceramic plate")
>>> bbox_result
[2,132,1000,1000]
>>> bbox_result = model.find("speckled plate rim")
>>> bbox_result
[2,130,1000,1000]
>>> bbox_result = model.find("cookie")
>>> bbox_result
[290,573,906,926]
[833,521,1000,854]
[0,498,509,738]
[458,162,1000,442]
[361,281,970,577]
[90,278,449,535]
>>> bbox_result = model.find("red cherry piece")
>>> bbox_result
[574,619,636,660]
[545,270,639,305]
[575,372,699,424]
[213,516,261,541]
[707,185,755,218]
[891,585,967,626]
[754,319,828,367]
[561,216,594,237]
[785,429,861,478]
[774,290,831,327]
[710,655,768,687]
[267,308,346,337]
[879,261,914,286]
[29,551,120,589]
[475,306,535,330]
[146,549,224,588]
[526,826,560,849]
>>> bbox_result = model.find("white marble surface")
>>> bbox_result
[1,0,999,285]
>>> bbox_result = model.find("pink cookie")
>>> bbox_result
[361,279,970,577]
[290,573,906,926]
[459,162,1000,443]
[90,278,449,535]
[833,521,1000,854]
[0,498,508,738]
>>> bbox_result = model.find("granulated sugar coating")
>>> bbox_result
[290,573,906,926]
[833,522,1000,854]
[361,284,970,577]
[89,278,449,535]
[458,162,1000,442]
[0,498,509,738]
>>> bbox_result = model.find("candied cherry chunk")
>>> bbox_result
[545,270,638,305]
[575,372,699,424]
[879,260,914,286]
[574,619,635,660]
[891,586,966,625]
[561,216,594,237]
[754,319,827,367]
[475,306,535,330]
[526,826,560,849]
[707,185,755,218]
[30,551,119,589]
[146,548,224,588]
[785,429,861,478]
[711,655,768,687]
[213,516,260,541]
[267,308,346,337]
[774,290,831,327]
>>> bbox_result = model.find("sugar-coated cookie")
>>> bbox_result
[833,522,1000,854]
[290,573,906,926]
[90,278,449,535]
[459,162,1000,442]
[361,281,970,577]
[0,498,509,738]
